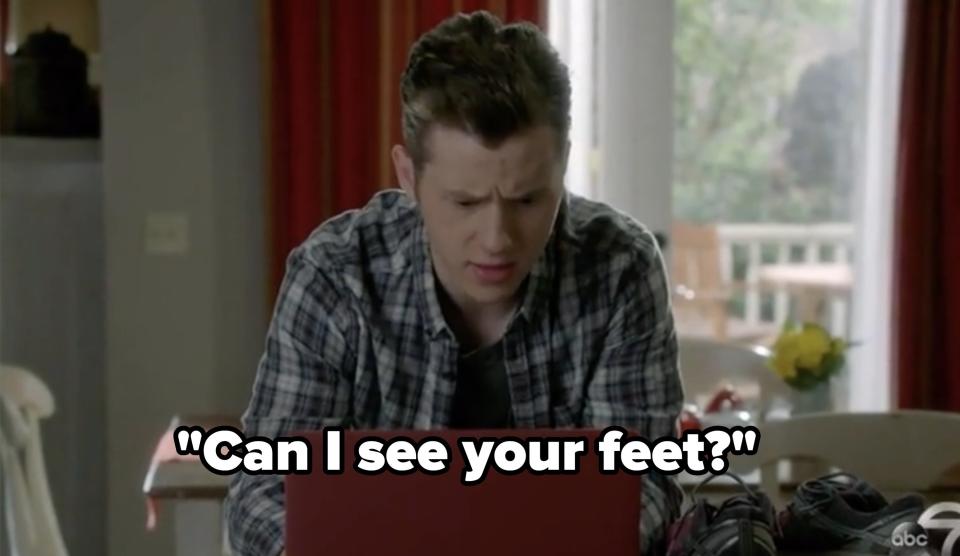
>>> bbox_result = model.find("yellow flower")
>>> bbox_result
[768,322,849,386]
[769,333,802,379]
[770,352,798,379]
[795,324,832,370]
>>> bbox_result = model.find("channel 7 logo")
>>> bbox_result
[891,502,960,556]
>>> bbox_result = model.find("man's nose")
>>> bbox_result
[480,203,516,254]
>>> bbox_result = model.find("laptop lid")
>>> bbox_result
[285,429,642,556]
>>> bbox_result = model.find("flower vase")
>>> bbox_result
[788,379,834,481]
[790,380,833,415]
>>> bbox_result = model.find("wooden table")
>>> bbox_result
[758,263,853,330]
[143,415,238,556]
[146,418,959,556]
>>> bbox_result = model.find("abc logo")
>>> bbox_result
[891,522,932,555]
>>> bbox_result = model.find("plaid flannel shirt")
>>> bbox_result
[226,190,685,555]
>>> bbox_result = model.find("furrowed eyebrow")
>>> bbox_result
[502,185,547,200]
[442,179,550,201]
[444,189,489,201]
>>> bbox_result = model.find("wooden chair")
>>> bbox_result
[0,365,69,556]
[671,222,780,344]
[742,411,960,507]
[671,222,731,339]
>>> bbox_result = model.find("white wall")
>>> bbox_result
[99,1,267,554]
[596,0,674,238]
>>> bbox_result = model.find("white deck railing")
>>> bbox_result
[715,223,855,333]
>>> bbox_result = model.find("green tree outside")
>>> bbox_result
[673,0,861,224]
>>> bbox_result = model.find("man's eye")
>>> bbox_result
[455,200,478,208]
[517,195,538,206]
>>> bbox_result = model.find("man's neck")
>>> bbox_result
[436,282,517,351]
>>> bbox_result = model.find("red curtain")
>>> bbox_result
[264,0,543,294]
[893,0,960,411]
[0,0,9,82]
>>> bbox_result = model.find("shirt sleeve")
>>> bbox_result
[583,229,684,437]
[224,246,356,556]
[582,229,687,554]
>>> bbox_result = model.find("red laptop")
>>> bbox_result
[285,429,643,556]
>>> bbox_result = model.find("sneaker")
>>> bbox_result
[667,473,778,556]
[777,472,927,553]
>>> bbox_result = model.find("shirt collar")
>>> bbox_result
[517,192,569,325]
[515,230,555,326]
[413,220,453,340]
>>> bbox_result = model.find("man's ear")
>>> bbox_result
[392,145,416,199]
[561,139,571,175]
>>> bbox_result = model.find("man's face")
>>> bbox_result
[394,124,567,311]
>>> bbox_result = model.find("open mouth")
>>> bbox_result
[469,262,516,284]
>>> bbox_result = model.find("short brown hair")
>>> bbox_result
[400,11,571,170]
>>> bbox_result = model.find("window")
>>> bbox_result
[549,0,905,411]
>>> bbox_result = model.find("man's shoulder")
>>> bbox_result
[561,194,661,272]
[294,189,420,273]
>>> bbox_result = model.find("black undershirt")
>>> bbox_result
[449,341,513,429]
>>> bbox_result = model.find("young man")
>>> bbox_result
[227,11,684,556]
